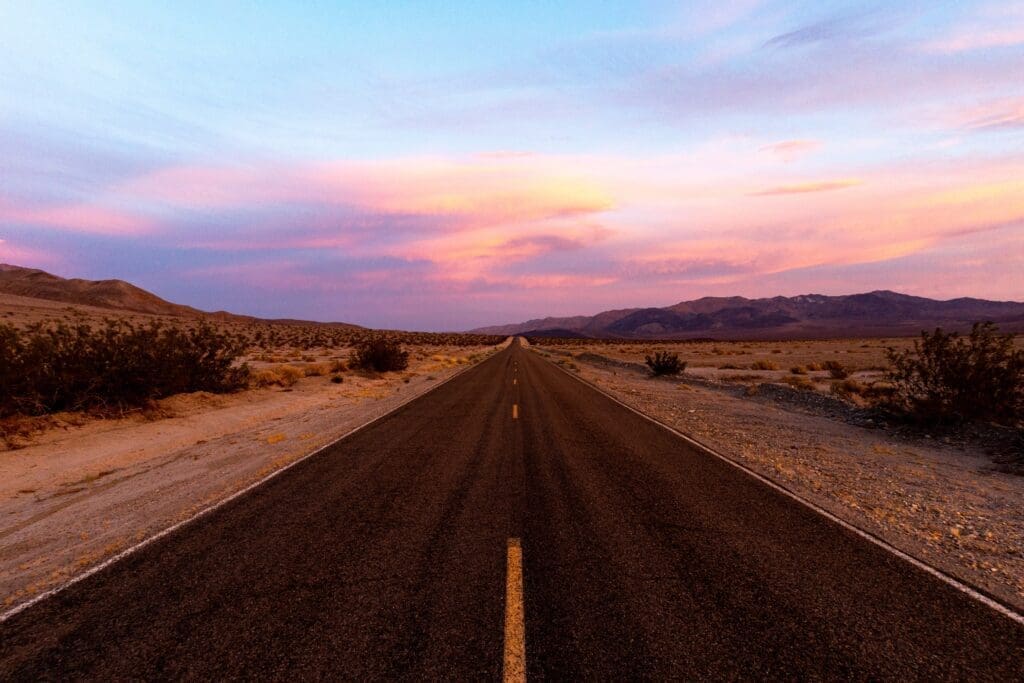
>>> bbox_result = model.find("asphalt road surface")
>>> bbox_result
[2,340,1022,680]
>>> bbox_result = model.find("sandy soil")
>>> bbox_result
[537,346,1024,612]
[546,337,1024,403]
[0,342,505,609]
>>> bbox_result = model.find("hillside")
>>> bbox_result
[0,264,361,328]
[472,291,1024,339]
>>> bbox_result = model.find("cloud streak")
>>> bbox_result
[749,180,861,196]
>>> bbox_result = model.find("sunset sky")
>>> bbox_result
[1,2,1022,330]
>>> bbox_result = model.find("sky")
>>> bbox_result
[1,1,1022,330]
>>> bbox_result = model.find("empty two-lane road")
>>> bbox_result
[1,340,1022,679]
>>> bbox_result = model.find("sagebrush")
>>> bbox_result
[886,322,1023,425]
[351,337,410,372]
[0,320,250,417]
[645,350,686,376]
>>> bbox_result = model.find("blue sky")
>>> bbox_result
[1,1,1022,329]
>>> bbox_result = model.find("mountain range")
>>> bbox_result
[471,291,1024,339]
[4,264,1021,339]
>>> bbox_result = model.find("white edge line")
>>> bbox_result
[539,349,1024,627]
[0,347,502,624]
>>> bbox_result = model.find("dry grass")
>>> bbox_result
[252,365,305,388]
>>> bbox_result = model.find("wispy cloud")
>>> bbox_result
[958,98,1024,131]
[759,139,821,161]
[763,13,880,49]
[0,239,61,267]
[922,5,1024,53]
[0,198,155,234]
[749,179,861,196]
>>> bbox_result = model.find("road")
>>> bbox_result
[1,340,1022,679]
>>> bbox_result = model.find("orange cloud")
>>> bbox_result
[123,156,613,231]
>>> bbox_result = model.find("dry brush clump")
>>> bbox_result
[830,378,865,400]
[0,319,250,418]
[886,323,1023,426]
[645,350,686,376]
[823,360,850,379]
[251,365,305,388]
[351,337,410,372]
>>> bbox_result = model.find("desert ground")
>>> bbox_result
[538,336,1021,393]
[531,339,1024,611]
[0,293,508,607]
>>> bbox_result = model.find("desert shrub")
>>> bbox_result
[302,362,331,377]
[645,350,685,376]
[0,320,249,418]
[886,323,1024,424]
[278,365,305,385]
[750,360,778,371]
[830,378,865,399]
[253,365,304,388]
[790,365,807,375]
[329,359,348,373]
[780,375,815,391]
[861,382,896,403]
[352,337,410,372]
[330,375,344,384]
[252,370,280,388]
[824,361,850,379]
[806,362,824,371]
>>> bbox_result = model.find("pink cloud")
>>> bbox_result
[749,179,861,196]
[0,198,153,235]
[0,239,62,268]
[957,98,1024,131]
[122,157,614,232]
[21,144,1023,318]
[759,139,821,162]
[922,4,1024,53]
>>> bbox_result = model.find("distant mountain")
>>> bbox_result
[0,264,362,328]
[519,328,591,339]
[471,291,1024,339]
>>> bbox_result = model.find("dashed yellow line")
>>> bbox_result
[512,404,519,419]
[504,538,526,682]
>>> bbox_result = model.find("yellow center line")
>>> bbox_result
[513,378,517,385]
[512,404,519,419]
[504,538,526,682]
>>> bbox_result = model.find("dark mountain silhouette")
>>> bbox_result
[472,291,1024,339]
[519,328,591,339]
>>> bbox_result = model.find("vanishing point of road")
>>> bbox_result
[1,340,1022,679]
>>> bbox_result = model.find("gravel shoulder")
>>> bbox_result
[539,347,1024,612]
[0,343,504,610]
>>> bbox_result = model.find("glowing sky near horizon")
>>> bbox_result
[1,2,1022,330]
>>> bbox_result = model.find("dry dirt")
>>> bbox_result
[535,345,1024,612]
[546,336,1024,409]
[0,341,507,610]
